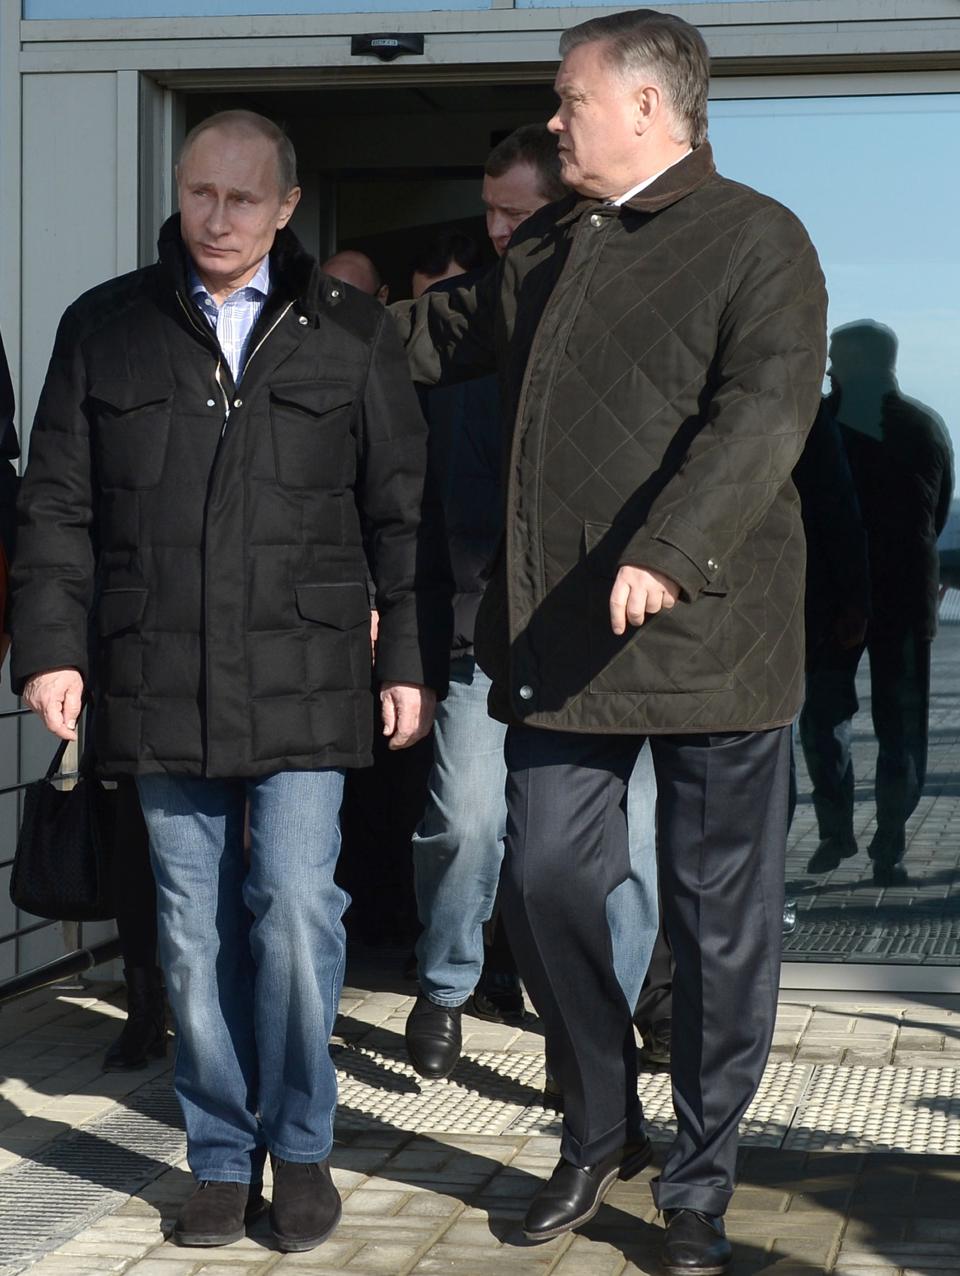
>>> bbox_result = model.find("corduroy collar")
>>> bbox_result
[555,141,717,226]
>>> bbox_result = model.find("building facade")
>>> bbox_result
[1,0,959,989]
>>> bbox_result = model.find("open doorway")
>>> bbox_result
[183,80,557,299]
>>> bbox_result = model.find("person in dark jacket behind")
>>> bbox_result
[394,11,827,1271]
[11,111,450,1254]
[404,125,660,1087]
[0,330,18,668]
[800,320,953,885]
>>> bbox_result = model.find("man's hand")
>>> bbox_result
[369,609,380,662]
[22,667,84,741]
[380,681,437,750]
[609,565,680,635]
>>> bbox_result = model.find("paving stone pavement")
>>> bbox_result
[2,972,960,1276]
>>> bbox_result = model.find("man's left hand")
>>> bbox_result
[380,682,437,750]
[609,565,680,634]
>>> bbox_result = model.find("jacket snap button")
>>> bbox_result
[206,399,216,408]
[298,315,309,325]
[707,558,719,572]
[519,684,534,701]
[233,398,243,408]
[331,289,341,299]
[589,213,604,228]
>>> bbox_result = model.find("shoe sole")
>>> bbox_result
[522,1142,653,1241]
[174,1226,246,1246]
[271,1198,342,1252]
[662,1262,729,1275]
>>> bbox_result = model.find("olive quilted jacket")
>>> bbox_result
[397,143,828,734]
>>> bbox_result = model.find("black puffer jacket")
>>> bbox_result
[11,217,450,775]
[396,144,828,733]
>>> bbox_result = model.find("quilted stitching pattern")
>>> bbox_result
[477,158,828,734]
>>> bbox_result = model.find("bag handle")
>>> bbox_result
[42,694,94,781]
[43,738,70,780]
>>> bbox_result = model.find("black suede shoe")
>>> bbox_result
[270,1158,342,1252]
[173,1180,266,1246]
[661,1209,732,1275]
[103,966,167,1072]
[806,836,858,874]
[405,994,462,1079]
[522,1137,652,1240]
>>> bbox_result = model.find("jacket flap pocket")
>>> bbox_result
[98,588,147,636]
[295,583,369,630]
[271,380,354,416]
[89,380,174,411]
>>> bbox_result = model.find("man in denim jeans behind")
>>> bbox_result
[404,125,659,1082]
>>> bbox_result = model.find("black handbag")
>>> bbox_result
[9,733,118,922]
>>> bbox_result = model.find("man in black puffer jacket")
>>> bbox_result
[11,111,450,1255]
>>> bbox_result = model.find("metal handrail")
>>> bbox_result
[0,937,122,1005]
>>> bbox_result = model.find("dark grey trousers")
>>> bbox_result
[501,724,791,1217]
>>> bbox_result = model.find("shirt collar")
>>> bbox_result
[188,254,271,306]
[611,149,693,206]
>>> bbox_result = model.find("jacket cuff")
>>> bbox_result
[618,514,723,602]
[10,639,87,697]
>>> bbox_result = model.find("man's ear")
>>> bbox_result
[634,84,661,136]
[377,284,390,305]
[278,185,302,227]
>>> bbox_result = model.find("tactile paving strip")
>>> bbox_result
[334,1046,813,1149]
[785,1063,960,1153]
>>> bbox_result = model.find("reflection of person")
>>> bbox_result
[800,320,953,886]
[12,109,449,1254]
[0,331,18,671]
[321,249,389,303]
[404,124,660,1082]
[394,11,826,1272]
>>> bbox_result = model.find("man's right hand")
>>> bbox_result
[22,668,84,741]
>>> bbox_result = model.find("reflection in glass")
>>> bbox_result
[711,95,960,965]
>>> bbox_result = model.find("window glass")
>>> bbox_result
[25,0,490,15]
[711,94,960,966]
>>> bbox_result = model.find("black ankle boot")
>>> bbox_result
[103,966,167,1071]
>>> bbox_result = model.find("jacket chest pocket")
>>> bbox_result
[270,380,356,490]
[89,380,174,490]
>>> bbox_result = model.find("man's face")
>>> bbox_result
[177,126,300,299]
[481,162,550,257]
[548,40,643,199]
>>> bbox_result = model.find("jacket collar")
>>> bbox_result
[156,215,340,321]
[555,141,717,226]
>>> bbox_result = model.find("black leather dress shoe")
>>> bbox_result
[522,1137,652,1240]
[872,860,908,887]
[405,994,462,1079]
[270,1158,342,1252]
[806,836,857,874]
[173,1180,266,1246]
[661,1209,732,1274]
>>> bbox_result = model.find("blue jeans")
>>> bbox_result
[412,654,658,1008]
[137,770,347,1184]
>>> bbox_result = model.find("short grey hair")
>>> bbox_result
[178,109,299,196]
[559,9,710,148]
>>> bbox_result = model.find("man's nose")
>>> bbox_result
[206,199,230,234]
[547,112,563,135]
[488,212,510,244]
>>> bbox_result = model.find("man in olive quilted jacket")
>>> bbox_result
[395,10,827,1272]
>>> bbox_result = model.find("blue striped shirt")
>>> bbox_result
[189,256,271,384]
